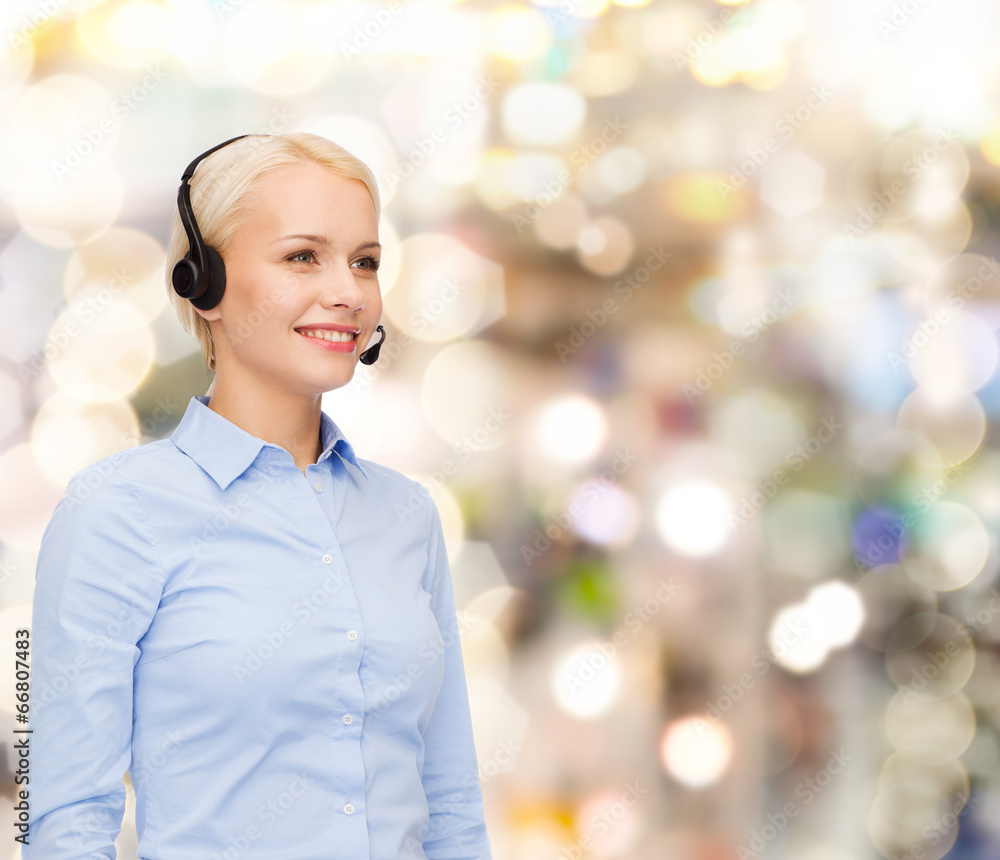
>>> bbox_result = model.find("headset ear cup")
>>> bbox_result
[190,245,227,310]
[171,256,200,300]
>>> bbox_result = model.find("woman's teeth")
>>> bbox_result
[298,329,356,343]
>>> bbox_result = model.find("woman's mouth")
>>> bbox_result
[296,328,358,352]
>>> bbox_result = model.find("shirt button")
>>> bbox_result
[314,481,324,492]
[347,630,358,641]
[344,803,355,815]
[343,714,353,725]
[322,554,333,565]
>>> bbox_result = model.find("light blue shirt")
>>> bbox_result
[26,394,492,860]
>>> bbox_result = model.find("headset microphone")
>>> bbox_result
[171,135,387,365]
[359,325,386,365]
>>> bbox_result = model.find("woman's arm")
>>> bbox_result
[419,492,494,860]
[25,466,164,859]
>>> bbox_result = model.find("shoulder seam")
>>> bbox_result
[126,480,169,591]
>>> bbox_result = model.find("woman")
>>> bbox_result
[26,132,493,859]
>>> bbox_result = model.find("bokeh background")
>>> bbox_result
[2,0,1000,857]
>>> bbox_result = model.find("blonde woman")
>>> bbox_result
[27,132,492,859]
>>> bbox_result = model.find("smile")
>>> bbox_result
[297,328,357,343]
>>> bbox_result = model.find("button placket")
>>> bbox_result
[277,456,368,842]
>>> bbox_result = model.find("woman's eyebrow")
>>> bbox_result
[269,234,381,252]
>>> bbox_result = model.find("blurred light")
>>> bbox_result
[575,786,643,856]
[896,389,985,468]
[534,0,610,18]
[569,49,639,98]
[855,429,944,511]
[421,340,513,449]
[0,444,64,551]
[880,127,970,216]
[768,601,830,673]
[923,253,1000,332]
[884,688,976,759]
[907,310,999,395]
[885,613,975,698]
[571,483,640,547]
[487,5,551,61]
[64,227,167,323]
[882,199,973,271]
[856,564,938,652]
[980,120,1000,166]
[764,491,852,580]
[458,611,510,687]
[302,114,401,210]
[879,746,970,801]
[551,639,622,719]
[655,479,732,556]
[590,146,647,196]
[465,584,520,627]
[46,297,154,402]
[501,82,586,147]
[575,216,634,276]
[868,781,959,860]
[806,580,865,647]
[0,75,117,201]
[382,233,504,342]
[534,192,588,249]
[449,540,511,610]
[662,172,749,223]
[30,392,138,487]
[15,161,123,248]
[533,394,608,466]
[0,33,33,91]
[329,377,427,465]
[473,147,518,210]
[222,1,332,97]
[660,716,732,788]
[75,0,170,70]
[852,507,907,568]
[0,369,23,444]
[759,150,825,217]
[707,391,806,473]
[904,502,990,591]
[503,152,569,203]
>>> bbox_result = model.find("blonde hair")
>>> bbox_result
[165,132,381,377]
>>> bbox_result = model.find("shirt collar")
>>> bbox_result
[171,395,368,491]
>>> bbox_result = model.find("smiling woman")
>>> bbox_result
[25,133,494,860]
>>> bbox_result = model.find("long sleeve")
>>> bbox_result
[420,492,493,860]
[25,469,164,858]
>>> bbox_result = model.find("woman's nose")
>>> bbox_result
[319,261,366,311]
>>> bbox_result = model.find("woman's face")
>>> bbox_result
[199,160,382,396]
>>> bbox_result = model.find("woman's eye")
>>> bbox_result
[288,250,316,264]
[354,256,381,272]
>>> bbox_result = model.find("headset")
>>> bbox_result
[170,134,386,365]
